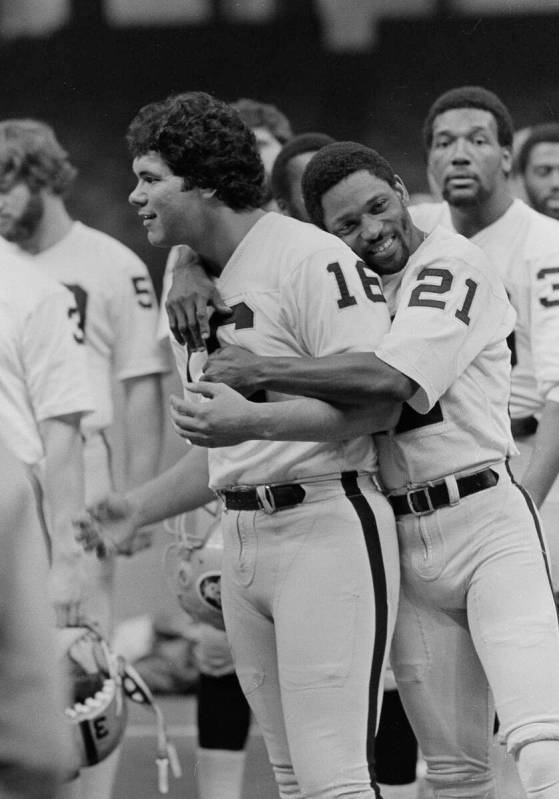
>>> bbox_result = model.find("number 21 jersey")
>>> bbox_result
[374,225,517,491]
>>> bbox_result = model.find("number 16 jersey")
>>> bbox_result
[374,225,517,491]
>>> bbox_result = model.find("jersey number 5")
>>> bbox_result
[408,268,478,326]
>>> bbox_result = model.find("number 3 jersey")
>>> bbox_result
[374,225,517,491]
[13,221,169,436]
[207,211,392,489]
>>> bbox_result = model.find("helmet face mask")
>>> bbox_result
[163,516,225,630]
[58,626,127,769]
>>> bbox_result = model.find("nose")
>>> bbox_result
[128,183,145,207]
[360,214,383,242]
[450,137,471,164]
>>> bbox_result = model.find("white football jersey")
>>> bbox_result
[14,222,170,435]
[0,253,93,465]
[411,199,559,420]
[205,212,392,489]
[374,225,517,490]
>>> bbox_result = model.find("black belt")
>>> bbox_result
[219,483,306,512]
[511,415,538,438]
[388,468,498,517]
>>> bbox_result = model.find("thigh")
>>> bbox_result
[467,479,559,751]
[276,489,399,797]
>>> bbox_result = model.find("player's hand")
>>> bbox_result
[48,554,88,627]
[203,345,263,396]
[189,623,235,677]
[74,493,148,558]
[166,249,231,347]
[169,384,255,447]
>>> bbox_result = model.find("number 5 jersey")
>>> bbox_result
[374,224,517,491]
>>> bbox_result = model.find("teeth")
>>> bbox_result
[373,236,394,255]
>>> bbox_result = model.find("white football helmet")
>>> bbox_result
[59,624,181,792]
[162,512,225,630]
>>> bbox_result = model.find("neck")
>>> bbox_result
[18,195,73,255]
[448,187,513,239]
[195,207,266,273]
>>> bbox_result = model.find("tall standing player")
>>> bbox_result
[178,141,559,799]
[0,118,169,799]
[410,87,559,588]
[123,90,402,799]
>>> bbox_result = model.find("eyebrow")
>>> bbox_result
[433,124,491,137]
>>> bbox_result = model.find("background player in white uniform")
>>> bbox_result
[185,141,559,799]
[0,118,168,799]
[0,247,92,624]
[0,440,74,799]
[107,90,401,799]
[411,87,559,588]
[516,123,559,221]
[270,131,335,221]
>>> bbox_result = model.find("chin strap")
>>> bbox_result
[122,662,182,794]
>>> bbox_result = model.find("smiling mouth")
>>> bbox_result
[140,214,156,225]
[370,235,395,256]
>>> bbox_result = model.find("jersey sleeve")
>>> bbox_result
[530,253,559,405]
[280,246,392,356]
[375,251,515,413]
[23,288,94,422]
[110,252,171,380]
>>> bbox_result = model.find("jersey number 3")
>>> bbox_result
[408,267,478,326]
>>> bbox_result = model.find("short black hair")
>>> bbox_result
[270,132,335,202]
[423,86,514,151]
[127,91,265,211]
[517,123,559,175]
[302,141,397,229]
[231,98,293,144]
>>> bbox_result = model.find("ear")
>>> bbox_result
[199,188,216,200]
[276,197,291,216]
[501,147,513,177]
[394,175,410,205]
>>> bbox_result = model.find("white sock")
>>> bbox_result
[195,747,246,799]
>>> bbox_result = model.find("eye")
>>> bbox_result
[434,138,450,150]
[370,199,388,213]
[336,221,356,236]
[473,136,488,146]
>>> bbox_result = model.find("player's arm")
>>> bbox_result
[169,382,403,447]
[39,412,89,625]
[122,373,165,486]
[76,445,214,557]
[166,246,230,347]
[204,347,414,406]
[521,399,559,507]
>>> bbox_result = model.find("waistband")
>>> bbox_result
[388,467,499,517]
[215,472,382,514]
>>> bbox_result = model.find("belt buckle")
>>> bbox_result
[406,486,434,516]
[256,484,276,514]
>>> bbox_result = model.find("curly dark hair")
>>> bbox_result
[423,86,514,152]
[270,132,335,203]
[517,123,559,175]
[0,119,77,195]
[302,141,397,229]
[127,92,265,211]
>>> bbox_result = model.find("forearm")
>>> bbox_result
[244,353,412,406]
[123,374,165,486]
[127,445,214,526]
[243,396,401,442]
[522,399,559,507]
[40,414,85,559]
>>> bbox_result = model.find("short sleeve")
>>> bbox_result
[375,252,515,412]
[110,254,170,380]
[280,246,392,357]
